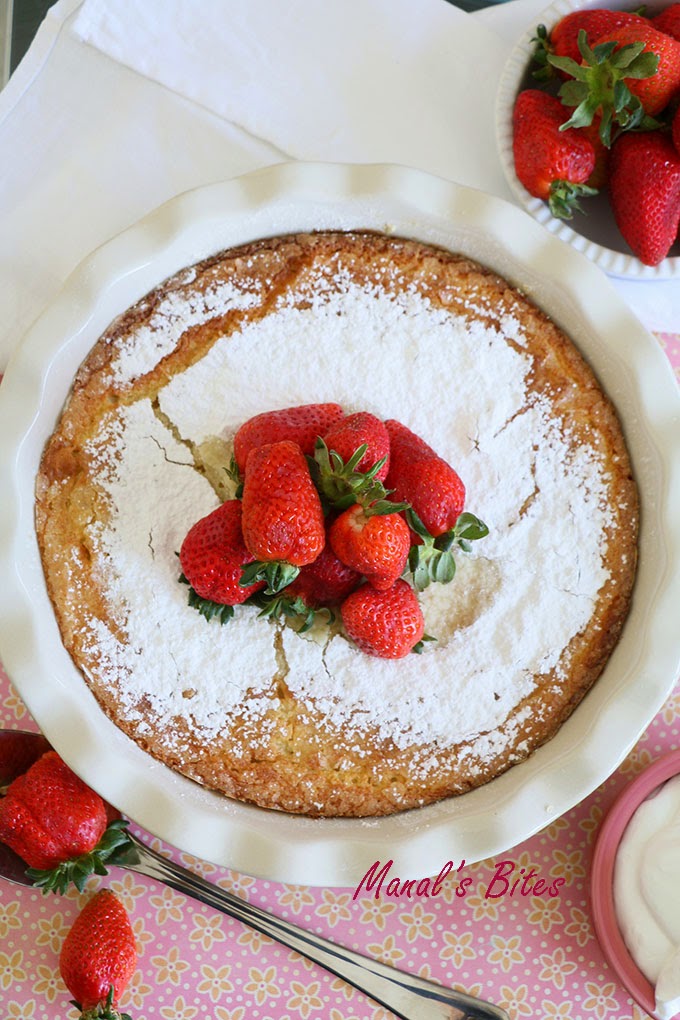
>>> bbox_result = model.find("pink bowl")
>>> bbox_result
[591,750,680,1020]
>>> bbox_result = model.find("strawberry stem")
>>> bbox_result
[549,30,659,146]
[250,591,333,632]
[179,574,235,624]
[74,985,133,1020]
[240,560,300,595]
[310,439,407,513]
[548,180,598,220]
[406,510,489,591]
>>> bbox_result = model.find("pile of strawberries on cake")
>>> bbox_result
[512,2,680,265]
[178,403,487,659]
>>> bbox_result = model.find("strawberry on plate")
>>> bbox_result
[0,751,132,893]
[340,579,426,659]
[179,498,265,617]
[384,420,466,538]
[60,889,137,1020]
[241,440,325,592]
[329,503,411,591]
[608,129,680,266]
[321,411,390,482]
[286,542,362,608]
[233,402,344,475]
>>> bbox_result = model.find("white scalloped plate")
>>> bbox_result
[495,0,680,280]
[0,162,678,886]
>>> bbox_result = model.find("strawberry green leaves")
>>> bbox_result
[250,590,333,633]
[406,510,489,592]
[550,30,660,146]
[548,179,599,219]
[179,573,235,624]
[239,560,301,596]
[310,438,406,514]
[27,819,134,895]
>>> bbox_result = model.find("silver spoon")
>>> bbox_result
[0,730,509,1020]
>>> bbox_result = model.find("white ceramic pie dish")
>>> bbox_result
[0,161,678,886]
[495,0,680,280]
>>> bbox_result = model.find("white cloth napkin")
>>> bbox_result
[73,0,512,199]
[0,0,677,375]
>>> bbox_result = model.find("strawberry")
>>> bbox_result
[240,440,325,592]
[329,504,410,591]
[609,130,680,265]
[322,411,390,482]
[512,89,598,218]
[533,9,648,78]
[233,402,344,475]
[287,543,362,607]
[384,420,466,538]
[591,22,680,116]
[179,499,265,614]
[0,730,51,784]
[0,751,132,893]
[653,4,680,42]
[341,580,425,659]
[60,889,137,1020]
[550,25,676,145]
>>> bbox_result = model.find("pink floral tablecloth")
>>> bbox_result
[1,333,678,1020]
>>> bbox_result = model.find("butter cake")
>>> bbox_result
[35,231,638,817]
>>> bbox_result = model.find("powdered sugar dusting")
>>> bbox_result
[80,400,278,742]
[111,280,258,386]
[77,257,616,767]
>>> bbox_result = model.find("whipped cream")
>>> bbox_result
[78,258,615,771]
[614,774,680,1019]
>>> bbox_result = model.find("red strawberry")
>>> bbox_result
[233,403,344,474]
[322,411,390,481]
[179,499,264,607]
[546,23,669,147]
[341,580,425,659]
[329,504,410,591]
[592,22,680,116]
[0,751,132,893]
[548,9,647,67]
[0,730,51,784]
[241,440,325,591]
[287,543,362,608]
[653,4,680,42]
[609,130,680,265]
[60,889,137,1019]
[512,90,597,218]
[384,420,465,539]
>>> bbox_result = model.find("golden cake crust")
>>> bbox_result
[35,231,638,817]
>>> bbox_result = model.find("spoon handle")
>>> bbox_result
[124,834,508,1020]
